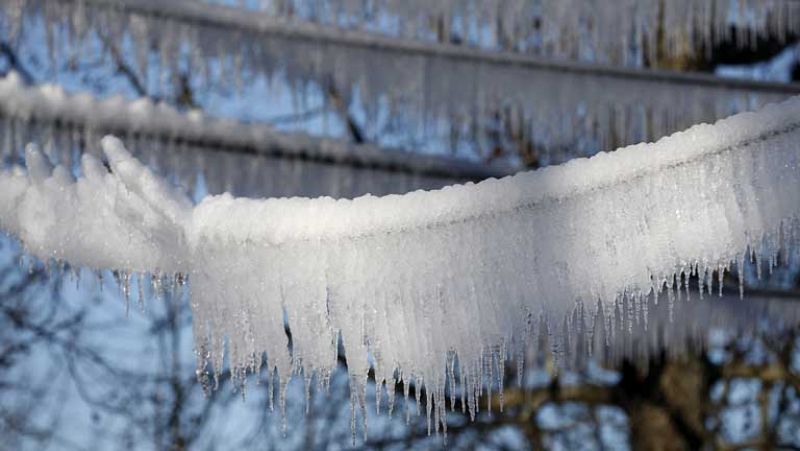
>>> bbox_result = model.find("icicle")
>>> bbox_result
[497,342,506,412]
[738,255,746,300]
[460,366,467,415]
[279,378,288,435]
[486,352,493,414]
[697,265,704,300]
[304,374,312,414]
[433,386,441,435]
[375,378,382,415]
[138,273,146,311]
[467,364,476,421]
[403,377,411,425]
[70,266,80,289]
[195,340,212,397]
[414,376,422,418]
[267,367,275,411]
[425,384,433,436]
[448,354,456,413]
[387,377,396,417]
[348,386,360,444]
[592,300,607,362]
[123,276,130,317]
[756,252,763,280]
[361,377,368,442]
[667,279,675,323]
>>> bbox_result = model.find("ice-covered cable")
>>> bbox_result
[2,96,800,435]
[236,0,800,64]
[4,0,799,155]
[23,0,800,66]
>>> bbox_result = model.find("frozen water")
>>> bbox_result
[2,0,797,156]
[114,0,800,66]
[0,72,498,199]
[2,95,800,434]
[0,140,191,272]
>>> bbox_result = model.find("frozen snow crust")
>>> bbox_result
[2,95,800,436]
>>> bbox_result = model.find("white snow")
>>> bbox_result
[4,0,798,155]
[2,95,800,435]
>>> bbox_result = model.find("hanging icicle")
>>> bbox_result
[2,95,800,436]
[2,0,798,158]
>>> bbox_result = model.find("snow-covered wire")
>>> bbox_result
[2,95,800,435]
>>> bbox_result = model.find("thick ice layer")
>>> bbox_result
[3,0,798,154]
[2,96,800,435]
[187,96,800,428]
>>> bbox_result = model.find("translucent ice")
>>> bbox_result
[3,94,800,436]
[3,1,798,155]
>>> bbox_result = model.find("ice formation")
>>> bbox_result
[165,0,800,66]
[0,72,499,198]
[3,0,798,154]
[2,95,800,435]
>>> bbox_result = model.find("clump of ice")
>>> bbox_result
[2,95,800,437]
[0,138,191,273]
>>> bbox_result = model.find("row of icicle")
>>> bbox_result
[2,0,797,158]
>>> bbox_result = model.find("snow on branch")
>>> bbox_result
[1,95,800,436]
[4,0,800,155]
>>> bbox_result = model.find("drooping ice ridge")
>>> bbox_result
[3,0,799,156]
[2,96,800,436]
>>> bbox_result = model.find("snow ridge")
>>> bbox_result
[2,96,800,436]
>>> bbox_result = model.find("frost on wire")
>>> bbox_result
[2,93,800,437]
[2,0,798,159]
